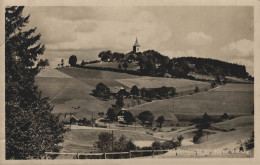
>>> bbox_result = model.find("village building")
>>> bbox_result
[117,108,127,123]
[133,37,141,53]
[110,86,129,98]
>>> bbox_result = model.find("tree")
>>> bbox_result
[61,59,64,67]
[98,112,105,118]
[138,111,154,126]
[130,85,139,96]
[92,82,111,100]
[124,111,135,125]
[114,135,128,152]
[118,63,122,70]
[69,55,77,66]
[193,128,203,143]
[177,135,184,144]
[194,86,199,93]
[221,113,229,120]
[98,50,112,61]
[122,62,128,70]
[151,141,161,150]
[95,132,114,152]
[37,59,49,69]
[156,116,165,128]
[5,6,67,159]
[115,94,124,108]
[244,131,254,150]
[106,108,117,121]
[125,140,137,151]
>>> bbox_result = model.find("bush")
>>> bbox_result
[244,132,254,150]
[92,82,111,100]
[69,55,77,66]
[151,141,161,150]
[194,86,199,93]
[193,129,202,143]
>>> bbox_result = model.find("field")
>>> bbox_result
[84,61,140,71]
[36,67,211,120]
[126,83,253,121]
[36,67,254,155]
[60,128,161,153]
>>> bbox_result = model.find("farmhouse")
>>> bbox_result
[110,86,129,98]
[117,108,127,123]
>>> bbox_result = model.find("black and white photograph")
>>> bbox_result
[0,0,259,163]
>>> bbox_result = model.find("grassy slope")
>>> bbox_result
[85,61,140,71]
[36,67,211,120]
[126,83,253,121]
[181,115,254,150]
[61,129,160,153]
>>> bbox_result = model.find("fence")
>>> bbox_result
[45,149,250,159]
[45,150,169,159]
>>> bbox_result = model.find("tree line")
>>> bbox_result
[93,49,252,80]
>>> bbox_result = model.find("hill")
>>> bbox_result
[36,67,210,121]
[94,49,252,80]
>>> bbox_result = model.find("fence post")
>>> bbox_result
[152,150,154,158]
[129,151,131,159]
[77,153,79,159]
[104,153,106,159]
[45,153,48,160]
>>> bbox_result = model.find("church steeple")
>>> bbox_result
[133,37,140,53]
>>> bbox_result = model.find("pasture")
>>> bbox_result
[84,61,140,71]
[126,83,253,121]
[61,128,161,153]
[36,67,211,120]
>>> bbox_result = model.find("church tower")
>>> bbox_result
[133,37,140,53]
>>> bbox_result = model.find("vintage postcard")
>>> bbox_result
[0,0,259,164]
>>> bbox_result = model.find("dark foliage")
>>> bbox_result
[193,128,203,143]
[130,85,139,96]
[92,82,111,100]
[69,55,77,66]
[124,111,135,125]
[156,116,165,128]
[244,132,254,150]
[5,6,67,159]
[106,108,117,121]
[138,111,154,126]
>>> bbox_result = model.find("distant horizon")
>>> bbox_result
[24,6,253,75]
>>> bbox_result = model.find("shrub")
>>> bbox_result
[151,141,161,150]
[69,55,77,66]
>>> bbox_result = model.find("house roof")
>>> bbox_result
[110,86,125,93]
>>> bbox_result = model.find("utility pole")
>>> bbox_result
[92,111,94,128]
[70,113,71,130]
[173,98,174,113]
[112,130,114,151]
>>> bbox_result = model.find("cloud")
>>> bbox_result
[41,10,172,53]
[221,39,253,57]
[220,39,254,75]
[184,32,212,45]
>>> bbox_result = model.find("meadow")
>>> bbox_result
[85,61,140,71]
[36,67,211,120]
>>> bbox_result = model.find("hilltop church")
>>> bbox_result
[133,37,141,53]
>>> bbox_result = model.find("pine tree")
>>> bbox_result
[5,6,67,159]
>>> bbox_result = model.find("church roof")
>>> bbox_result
[133,38,140,47]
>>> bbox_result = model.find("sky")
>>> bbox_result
[25,6,254,75]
